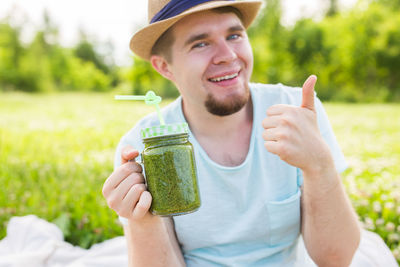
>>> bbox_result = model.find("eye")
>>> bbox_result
[227,34,240,40]
[192,42,208,49]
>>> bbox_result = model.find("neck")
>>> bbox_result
[182,97,253,139]
[181,95,253,167]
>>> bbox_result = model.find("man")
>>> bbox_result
[102,0,361,266]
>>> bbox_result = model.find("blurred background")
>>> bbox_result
[1,0,400,262]
[1,0,399,100]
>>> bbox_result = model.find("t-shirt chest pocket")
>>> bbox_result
[266,189,301,246]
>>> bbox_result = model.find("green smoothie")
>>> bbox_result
[142,127,200,216]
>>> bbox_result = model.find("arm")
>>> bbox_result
[123,215,185,267]
[102,145,185,267]
[262,75,360,266]
[301,159,360,267]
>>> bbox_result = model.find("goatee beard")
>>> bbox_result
[204,87,250,116]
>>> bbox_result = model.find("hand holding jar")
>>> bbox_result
[102,145,152,221]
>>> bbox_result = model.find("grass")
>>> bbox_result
[0,92,158,247]
[1,92,399,261]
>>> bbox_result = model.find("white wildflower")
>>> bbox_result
[384,202,395,210]
[359,199,369,207]
[373,201,382,213]
[388,233,400,242]
[375,218,384,226]
[385,222,396,232]
[393,248,400,260]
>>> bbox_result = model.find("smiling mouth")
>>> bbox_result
[208,72,239,82]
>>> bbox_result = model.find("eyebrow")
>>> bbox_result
[183,24,245,47]
[228,24,245,33]
[184,33,209,47]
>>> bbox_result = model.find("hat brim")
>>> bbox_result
[129,1,263,61]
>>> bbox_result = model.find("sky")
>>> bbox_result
[0,0,357,66]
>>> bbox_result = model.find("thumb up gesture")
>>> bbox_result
[301,75,317,110]
[262,75,333,176]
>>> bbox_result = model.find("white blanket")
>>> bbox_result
[0,215,128,267]
[0,215,398,267]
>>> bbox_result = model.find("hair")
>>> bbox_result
[150,6,244,64]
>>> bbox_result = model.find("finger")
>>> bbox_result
[264,140,280,155]
[132,191,152,220]
[114,172,145,199]
[261,116,280,129]
[121,145,140,164]
[262,128,285,142]
[120,183,147,217]
[104,173,145,212]
[103,162,143,196]
[301,75,317,110]
[266,104,292,116]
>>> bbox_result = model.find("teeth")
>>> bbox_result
[210,73,238,82]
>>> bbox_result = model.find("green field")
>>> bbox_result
[1,93,399,260]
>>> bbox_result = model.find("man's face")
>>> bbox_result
[167,10,254,116]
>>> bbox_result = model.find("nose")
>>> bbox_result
[212,40,237,65]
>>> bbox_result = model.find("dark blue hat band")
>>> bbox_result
[150,0,234,24]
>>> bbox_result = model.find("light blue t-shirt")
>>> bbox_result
[114,83,347,266]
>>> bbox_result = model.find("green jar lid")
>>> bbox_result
[141,122,189,139]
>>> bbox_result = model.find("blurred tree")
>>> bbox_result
[286,18,330,98]
[249,0,293,84]
[128,56,178,98]
[374,7,400,99]
[373,0,400,9]
[20,30,54,92]
[0,10,114,92]
[0,22,24,91]
[74,32,110,75]
[74,31,119,87]
[1,0,399,101]
[326,0,339,17]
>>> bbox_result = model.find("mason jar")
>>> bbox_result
[141,122,200,216]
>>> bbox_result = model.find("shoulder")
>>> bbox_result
[250,82,303,106]
[249,82,327,127]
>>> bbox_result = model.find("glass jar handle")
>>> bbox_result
[128,152,143,165]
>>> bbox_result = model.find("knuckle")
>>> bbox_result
[120,163,134,177]
[102,185,108,198]
[280,116,290,126]
[277,131,288,140]
[133,162,143,173]
[107,196,119,210]
[101,183,108,197]
[132,183,146,194]
[131,172,145,184]
[261,118,268,128]
[262,131,267,140]
[102,176,112,197]
[102,179,114,198]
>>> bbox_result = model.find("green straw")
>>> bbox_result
[115,91,165,125]
[114,95,146,101]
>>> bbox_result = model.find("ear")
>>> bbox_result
[150,55,175,82]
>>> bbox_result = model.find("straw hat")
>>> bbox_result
[130,0,263,61]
